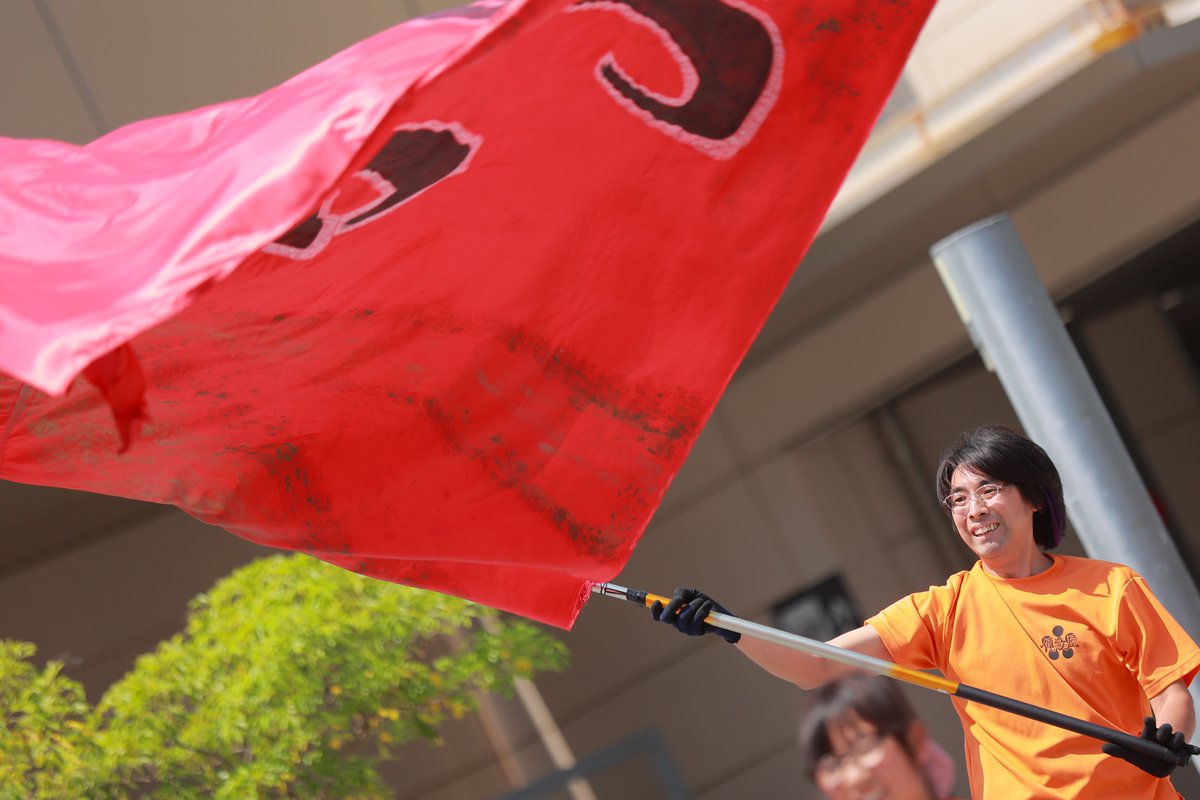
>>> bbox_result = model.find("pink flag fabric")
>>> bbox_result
[0,0,934,627]
[0,2,512,396]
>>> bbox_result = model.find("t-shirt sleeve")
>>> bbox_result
[1114,574,1200,699]
[866,576,960,671]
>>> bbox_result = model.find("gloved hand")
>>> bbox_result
[1102,716,1200,777]
[649,587,740,644]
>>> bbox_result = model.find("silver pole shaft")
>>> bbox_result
[591,583,952,691]
[931,214,1200,747]
[711,611,926,679]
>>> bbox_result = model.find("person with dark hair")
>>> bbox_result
[801,674,960,799]
[653,425,1200,799]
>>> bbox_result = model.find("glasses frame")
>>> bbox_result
[942,482,1008,514]
[813,732,889,785]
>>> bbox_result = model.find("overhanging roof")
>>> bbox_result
[747,16,1200,369]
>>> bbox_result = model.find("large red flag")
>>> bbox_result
[0,0,933,627]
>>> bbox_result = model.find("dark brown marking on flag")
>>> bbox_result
[499,328,700,459]
[274,443,298,462]
[409,322,703,558]
[273,215,324,250]
[423,397,626,559]
[574,0,774,141]
[272,128,472,250]
[346,129,470,227]
[234,442,354,556]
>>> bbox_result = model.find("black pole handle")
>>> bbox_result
[955,684,1181,765]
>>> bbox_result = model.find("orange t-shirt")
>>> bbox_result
[867,555,1200,799]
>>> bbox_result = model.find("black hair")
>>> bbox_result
[934,424,1066,549]
[798,674,922,777]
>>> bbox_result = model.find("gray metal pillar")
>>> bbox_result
[931,214,1200,740]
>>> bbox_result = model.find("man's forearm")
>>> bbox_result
[1150,680,1196,739]
[735,635,856,689]
[733,623,891,690]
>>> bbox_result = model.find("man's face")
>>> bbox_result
[948,465,1039,570]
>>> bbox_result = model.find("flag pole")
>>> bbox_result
[594,582,1184,766]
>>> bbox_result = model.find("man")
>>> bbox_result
[654,425,1200,798]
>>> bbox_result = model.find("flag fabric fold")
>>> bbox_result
[0,1,518,396]
[0,0,934,627]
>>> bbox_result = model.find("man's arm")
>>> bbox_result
[650,588,896,689]
[735,623,892,690]
[1150,679,1196,739]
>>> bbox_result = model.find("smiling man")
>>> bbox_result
[654,425,1200,799]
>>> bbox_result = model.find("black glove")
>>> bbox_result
[1102,716,1200,778]
[649,587,740,644]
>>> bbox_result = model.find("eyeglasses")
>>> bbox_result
[943,482,1008,513]
[813,733,888,785]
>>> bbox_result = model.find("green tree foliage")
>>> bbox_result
[0,641,104,798]
[0,554,568,798]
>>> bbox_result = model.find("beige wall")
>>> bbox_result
[0,0,464,143]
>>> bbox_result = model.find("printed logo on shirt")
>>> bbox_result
[1041,625,1079,660]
